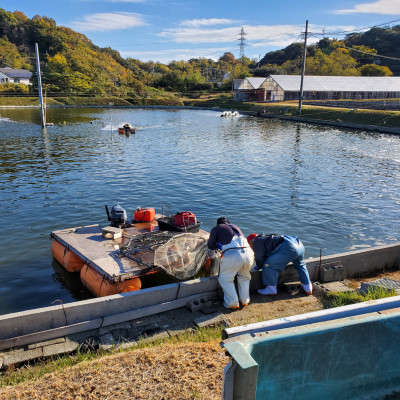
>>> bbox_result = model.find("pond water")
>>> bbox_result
[0,107,399,315]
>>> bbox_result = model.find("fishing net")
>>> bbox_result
[119,231,207,280]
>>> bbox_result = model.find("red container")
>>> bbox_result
[173,211,196,227]
[133,207,155,222]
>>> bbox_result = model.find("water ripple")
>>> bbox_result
[0,108,399,314]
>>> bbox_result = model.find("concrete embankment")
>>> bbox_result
[304,100,400,111]
[242,110,400,135]
[0,242,399,368]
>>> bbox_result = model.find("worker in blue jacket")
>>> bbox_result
[246,233,312,296]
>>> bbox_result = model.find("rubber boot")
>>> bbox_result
[302,283,313,295]
[257,286,277,296]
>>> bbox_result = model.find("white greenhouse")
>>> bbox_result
[234,75,400,101]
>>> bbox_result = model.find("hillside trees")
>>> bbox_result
[0,8,150,95]
[259,42,303,67]
[0,37,30,68]
[257,35,395,77]
[344,26,400,75]
[0,6,399,98]
[305,48,359,75]
[358,64,393,76]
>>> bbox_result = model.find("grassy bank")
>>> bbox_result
[0,95,184,107]
[1,94,399,129]
[182,95,400,129]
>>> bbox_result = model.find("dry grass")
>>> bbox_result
[0,341,226,400]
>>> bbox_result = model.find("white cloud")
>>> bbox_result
[69,12,147,32]
[179,18,241,27]
[120,47,229,63]
[158,23,355,44]
[333,0,400,15]
[158,25,298,43]
[118,23,356,63]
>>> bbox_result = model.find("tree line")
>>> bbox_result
[0,8,399,96]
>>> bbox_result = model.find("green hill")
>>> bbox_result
[0,7,399,98]
[0,8,150,96]
[255,26,400,77]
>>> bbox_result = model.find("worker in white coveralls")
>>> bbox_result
[207,217,254,309]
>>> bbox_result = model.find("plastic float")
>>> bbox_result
[220,110,240,117]
[50,206,209,297]
[220,111,232,117]
[80,263,142,297]
[51,239,85,273]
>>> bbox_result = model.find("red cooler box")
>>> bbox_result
[133,207,155,222]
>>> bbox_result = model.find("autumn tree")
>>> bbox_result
[219,52,236,64]
[358,64,393,76]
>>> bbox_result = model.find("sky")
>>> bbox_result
[2,0,400,64]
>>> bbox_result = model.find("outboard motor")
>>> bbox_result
[105,204,127,228]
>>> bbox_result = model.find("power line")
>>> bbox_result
[310,17,400,37]
[343,45,400,62]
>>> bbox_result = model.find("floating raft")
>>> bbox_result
[50,218,209,297]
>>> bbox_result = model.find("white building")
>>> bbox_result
[234,75,400,101]
[0,67,32,85]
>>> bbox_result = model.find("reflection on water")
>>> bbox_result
[51,259,92,302]
[0,107,399,315]
[0,107,100,125]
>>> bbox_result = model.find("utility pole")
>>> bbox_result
[231,64,236,97]
[35,43,46,128]
[298,20,308,114]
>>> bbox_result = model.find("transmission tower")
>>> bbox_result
[238,27,247,60]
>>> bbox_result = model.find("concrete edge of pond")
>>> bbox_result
[241,110,400,135]
[222,295,400,339]
[0,242,399,368]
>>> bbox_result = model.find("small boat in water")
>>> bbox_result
[118,123,136,135]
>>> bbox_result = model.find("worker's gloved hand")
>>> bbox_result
[207,248,216,259]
